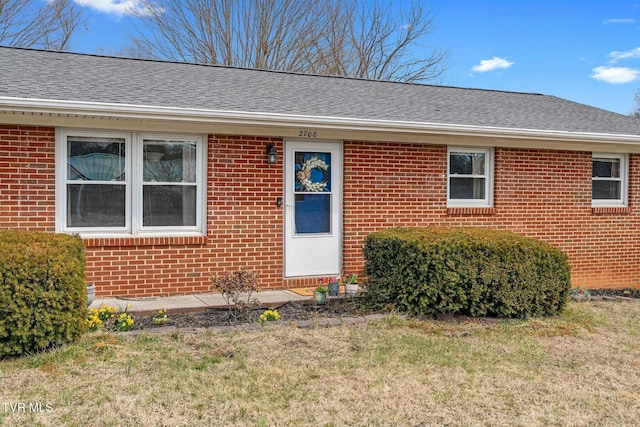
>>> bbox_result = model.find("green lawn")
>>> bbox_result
[2,301,639,426]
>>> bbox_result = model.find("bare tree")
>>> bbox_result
[0,0,84,50]
[632,89,640,118]
[130,0,448,82]
[318,0,448,82]
[131,0,335,71]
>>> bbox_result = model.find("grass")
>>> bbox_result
[2,301,640,426]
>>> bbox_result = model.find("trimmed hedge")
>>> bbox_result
[363,227,571,318]
[0,230,87,358]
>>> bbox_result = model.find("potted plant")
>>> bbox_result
[327,276,341,296]
[86,283,96,307]
[313,286,328,305]
[343,273,359,295]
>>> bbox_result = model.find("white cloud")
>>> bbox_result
[471,57,514,73]
[590,66,640,84]
[608,47,640,63]
[604,18,635,24]
[72,0,152,16]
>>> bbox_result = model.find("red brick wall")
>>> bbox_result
[0,125,56,231]
[1,124,638,296]
[83,134,285,296]
[343,141,640,289]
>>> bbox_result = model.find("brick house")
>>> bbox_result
[2,46,640,297]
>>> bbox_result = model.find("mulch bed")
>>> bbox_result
[589,288,640,299]
[132,298,372,331]
[130,288,640,332]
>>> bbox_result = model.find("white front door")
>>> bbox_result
[284,141,342,277]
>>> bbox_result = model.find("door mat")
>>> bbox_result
[289,286,346,296]
[289,287,316,296]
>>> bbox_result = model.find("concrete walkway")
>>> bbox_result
[90,290,312,314]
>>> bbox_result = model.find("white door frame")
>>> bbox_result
[284,140,342,277]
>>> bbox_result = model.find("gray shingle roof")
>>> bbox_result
[2,46,640,136]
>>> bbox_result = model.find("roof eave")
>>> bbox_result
[2,96,640,146]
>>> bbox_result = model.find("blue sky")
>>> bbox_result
[69,0,640,115]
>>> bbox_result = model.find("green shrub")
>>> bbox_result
[0,230,87,358]
[363,227,571,318]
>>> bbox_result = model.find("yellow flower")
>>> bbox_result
[116,313,135,331]
[260,309,280,323]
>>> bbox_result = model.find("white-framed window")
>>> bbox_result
[56,129,206,235]
[447,147,494,207]
[592,153,628,207]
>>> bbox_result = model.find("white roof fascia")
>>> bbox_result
[2,96,640,146]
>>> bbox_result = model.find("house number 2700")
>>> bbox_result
[298,130,318,138]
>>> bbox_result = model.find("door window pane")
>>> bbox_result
[294,152,331,192]
[293,151,332,234]
[294,194,331,234]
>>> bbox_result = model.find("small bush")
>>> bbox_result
[211,268,259,323]
[0,230,87,358]
[363,227,571,318]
